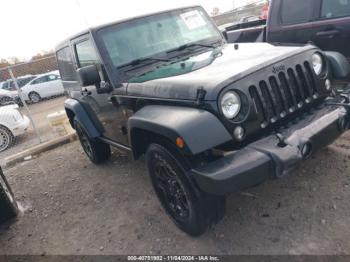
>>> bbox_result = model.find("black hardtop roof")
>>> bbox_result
[55,5,202,51]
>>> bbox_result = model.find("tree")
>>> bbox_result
[0,59,10,69]
[7,57,21,65]
[31,51,55,62]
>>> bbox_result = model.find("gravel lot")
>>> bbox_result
[0,96,65,165]
[0,131,350,255]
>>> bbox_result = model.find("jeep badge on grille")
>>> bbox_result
[272,65,286,74]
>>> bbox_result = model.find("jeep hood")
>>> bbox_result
[126,43,316,101]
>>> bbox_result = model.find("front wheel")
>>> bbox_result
[74,120,111,164]
[0,126,14,152]
[28,92,41,103]
[146,144,225,237]
[0,167,18,223]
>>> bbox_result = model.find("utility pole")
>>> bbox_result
[8,68,42,143]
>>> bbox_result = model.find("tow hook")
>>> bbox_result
[276,133,287,148]
[276,133,312,158]
[300,142,312,158]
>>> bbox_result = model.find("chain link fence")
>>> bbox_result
[212,0,267,26]
[0,56,70,166]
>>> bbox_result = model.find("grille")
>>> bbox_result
[249,62,324,128]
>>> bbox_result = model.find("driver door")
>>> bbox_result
[71,35,130,146]
[311,0,350,61]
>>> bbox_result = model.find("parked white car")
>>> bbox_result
[0,89,19,106]
[0,104,30,152]
[0,75,36,91]
[21,71,64,103]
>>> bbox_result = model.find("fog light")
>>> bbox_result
[301,142,312,158]
[325,79,331,90]
[234,126,245,141]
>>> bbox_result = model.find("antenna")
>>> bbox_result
[74,0,91,29]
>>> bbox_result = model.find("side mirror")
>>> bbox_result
[77,65,101,87]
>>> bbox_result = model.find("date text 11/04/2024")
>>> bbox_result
[127,256,220,261]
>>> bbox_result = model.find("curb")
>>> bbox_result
[4,132,77,168]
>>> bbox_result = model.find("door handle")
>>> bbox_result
[316,29,340,38]
[81,88,92,96]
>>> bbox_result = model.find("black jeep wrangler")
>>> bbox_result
[55,6,350,236]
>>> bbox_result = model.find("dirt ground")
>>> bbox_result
[0,132,350,255]
[0,96,66,165]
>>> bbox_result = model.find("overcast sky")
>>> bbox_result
[0,0,250,60]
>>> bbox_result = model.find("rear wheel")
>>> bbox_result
[146,144,225,237]
[0,126,14,152]
[28,92,41,103]
[74,120,111,164]
[0,168,18,223]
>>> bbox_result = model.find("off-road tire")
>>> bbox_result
[146,143,225,237]
[28,92,41,103]
[0,167,18,223]
[74,120,111,164]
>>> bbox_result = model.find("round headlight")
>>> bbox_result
[221,91,241,119]
[312,53,324,75]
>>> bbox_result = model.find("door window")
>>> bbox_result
[47,75,58,81]
[57,46,76,81]
[75,40,98,68]
[280,0,313,24]
[321,0,350,19]
[7,81,16,90]
[17,76,36,87]
[31,76,48,85]
[1,82,9,90]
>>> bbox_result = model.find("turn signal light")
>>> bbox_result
[176,137,185,149]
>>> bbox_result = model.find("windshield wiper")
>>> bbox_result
[166,42,219,54]
[118,57,169,69]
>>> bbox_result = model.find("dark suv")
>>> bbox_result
[225,0,350,68]
[56,6,350,236]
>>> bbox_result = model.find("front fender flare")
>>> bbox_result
[64,98,103,138]
[128,105,232,156]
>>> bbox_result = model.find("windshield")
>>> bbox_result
[17,76,36,87]
[98,7,222,68]
[129,49,220,83]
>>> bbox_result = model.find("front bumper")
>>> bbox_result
[192,100,350,195]
[11,116,30,137]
